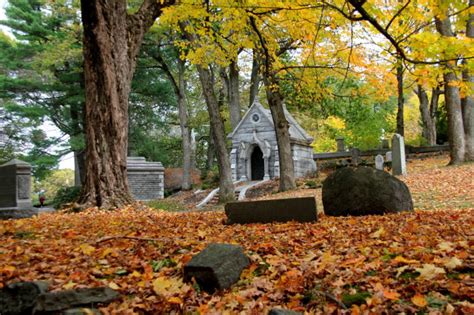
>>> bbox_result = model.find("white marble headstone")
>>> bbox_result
[375,154,384,170]
[391,134,407,176]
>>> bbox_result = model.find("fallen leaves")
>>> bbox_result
[0,157,472,313]
[411,293,428,307]
[415,264,446,281]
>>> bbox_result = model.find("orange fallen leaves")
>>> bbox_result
[411,293,428,307]
[0,157,472,313]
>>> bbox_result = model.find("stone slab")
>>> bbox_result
[0,208,38,220]
[35,287,120,312]
[225,197,317,224]
[184,243,249,292]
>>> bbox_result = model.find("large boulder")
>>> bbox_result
[322,167,413,216]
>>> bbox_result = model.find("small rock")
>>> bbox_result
[0,281,44,315]
[183,243,249,292]
[62,308,101,315]
[268,309,303,315]
[35,287,120,312]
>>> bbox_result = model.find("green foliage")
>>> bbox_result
[51,186,81,209]
[33,169,74,200]
[342,291,372,307]
[287,76,397,151]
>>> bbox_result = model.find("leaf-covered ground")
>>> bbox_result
[1,156,473,314]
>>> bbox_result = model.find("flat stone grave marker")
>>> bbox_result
[183,243,249,292]
[225,197,317,224]
[375,154,384,170]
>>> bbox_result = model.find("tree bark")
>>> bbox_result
[249,49,260,107]
[228,60,241,130]
[79,0,174,208]
[177,58,193,190]
[249,17,296,191]
[436,16,465,164]
[197,65,235,202]
[462,0,474,161]
[152,50,193,191]
[416,85,439,146]
[396,59,404,136]
[206,125,215,171]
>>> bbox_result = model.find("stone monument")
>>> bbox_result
[336,137,346,152]
[391,133,407,176]
[375,154,384,171]
[228,99,316,181]
[127,157,164,200]
[0,159,37,219]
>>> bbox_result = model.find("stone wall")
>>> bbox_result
[0,159,36,219]
[292,143,317,178]
[127,157,164,201]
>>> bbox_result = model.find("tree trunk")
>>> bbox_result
[177,58,193,190]
[264,74,296,191]
[436,15,466,164]
[249,16,295,191]
[249,49,260,107]
[79,0,173,208]
[196,65,235,202]
[206,125,215,171]
[462,0,474,161]
[228,60,241,130]
[416,85,439,145]
[396,59,404,136]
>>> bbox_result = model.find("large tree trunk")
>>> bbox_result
[228,60,241,130]
[396,59,404,136]
[416,85,439,146]
[249,49,260,107]
[436,15,466,164]
[462,0,474,161]
[79,0,173,208]
[196,65,235,202]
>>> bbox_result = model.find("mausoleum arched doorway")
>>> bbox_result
[250,146,264,180]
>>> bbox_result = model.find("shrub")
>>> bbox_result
[51,186,81,209]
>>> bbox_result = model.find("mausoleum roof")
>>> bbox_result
[228,99,313,144]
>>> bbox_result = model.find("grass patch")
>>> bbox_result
[147,199,186,212]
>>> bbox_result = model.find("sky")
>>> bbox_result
[0,0,75,170]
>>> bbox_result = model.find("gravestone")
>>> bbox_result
[336,137,346,152]
[225,197,317,224]
[385,151,392,162]
[127,157,164,200]
[391,134,407,176]
[375,154,384,170]
[0,159,37,219]
[183,243,249,292]
[381,138,389,149]
[322,167,413,216]
[351,148,361,166]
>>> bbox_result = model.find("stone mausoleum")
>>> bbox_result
[228,100,316,181]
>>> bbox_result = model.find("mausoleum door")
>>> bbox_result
[251,146,265,180]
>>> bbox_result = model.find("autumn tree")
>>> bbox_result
[343,0,473,164]
[79,0,175,208]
